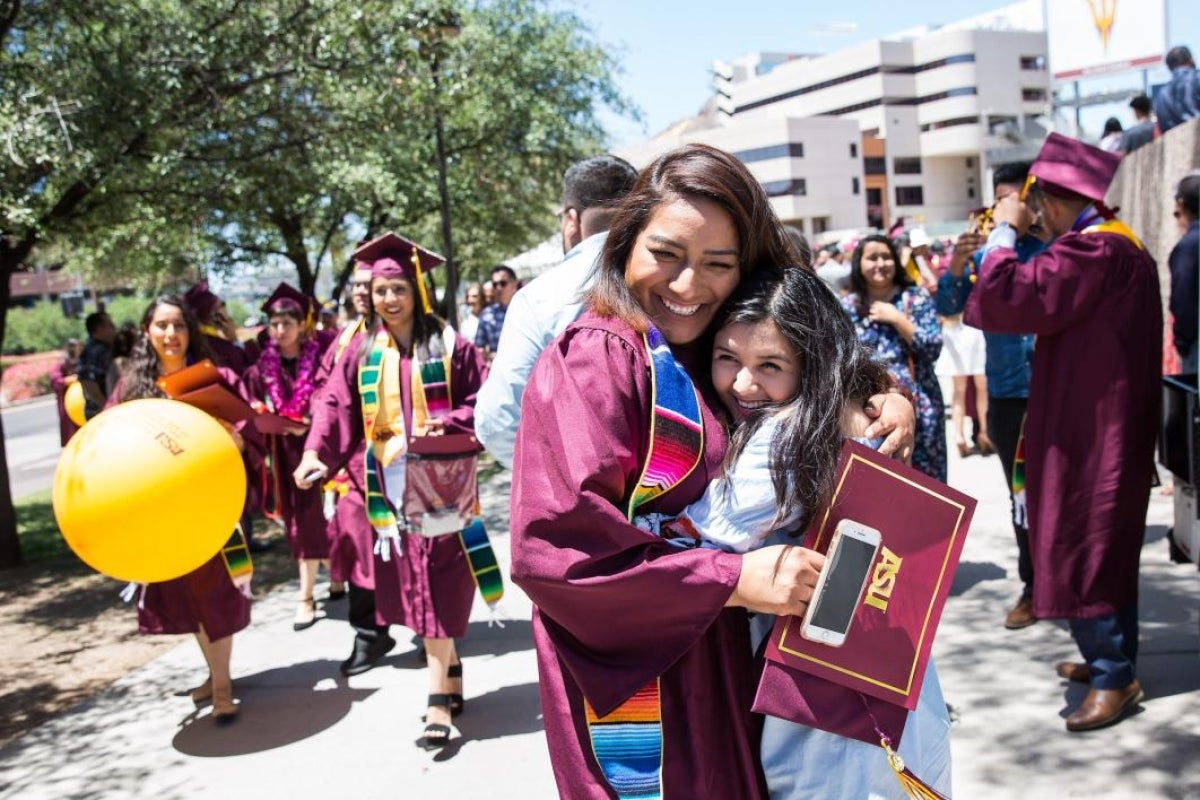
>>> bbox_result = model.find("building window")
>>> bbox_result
[1022,88,1047,102]
[864,157,887,175]
[812,217,830,234]
[761,178,807,197]
[735,143,804,164]
[893,157,922,175]
[967,187,975,199]
[966,157,974,168]
[852,177,860,195]
[895,185,924,206]
[850,142,858,158]
[1020,55,1046,70]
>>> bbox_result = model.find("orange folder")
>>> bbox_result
[155,359,255,424]
[754,440,976,743]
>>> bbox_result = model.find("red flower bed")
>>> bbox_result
[1,354,58,406]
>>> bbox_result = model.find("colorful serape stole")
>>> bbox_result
[457,517,503,608]
[587,325,704,800]
[221,525,254,595]
[359,327,402,535]
[1011,415,1027,529]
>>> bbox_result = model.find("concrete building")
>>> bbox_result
[620,1,1050,235]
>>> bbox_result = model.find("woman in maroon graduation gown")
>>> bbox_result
[50,337,83,445]
[240,283,336,631]
[112,296,253,723]
[509,144,914,799]
[295,233,486,751]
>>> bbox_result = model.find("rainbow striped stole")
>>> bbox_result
[1011,417,1026,496]
[457,517,503,608]
[221,525,253,592]
[586,325,704,800]
[359,329,398,532]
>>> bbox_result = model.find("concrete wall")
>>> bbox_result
[1105,118,1200,368]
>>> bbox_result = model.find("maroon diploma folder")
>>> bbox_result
[155,359,255,424]
[754,439,976,744]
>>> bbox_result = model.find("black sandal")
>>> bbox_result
[417,694,453,750]
[447,662,464,717]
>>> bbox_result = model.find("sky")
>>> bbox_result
[556,0,1200,148]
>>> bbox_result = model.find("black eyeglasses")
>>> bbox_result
[493,279,510,288]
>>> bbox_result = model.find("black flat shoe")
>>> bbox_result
[417,694,453,750]
[340,633,396,676]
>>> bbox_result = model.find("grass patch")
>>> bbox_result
[15,490,71,562]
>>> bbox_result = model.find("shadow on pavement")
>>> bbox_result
[949,560,1008,596]
[171,660,376,757]
[429,680,545,762]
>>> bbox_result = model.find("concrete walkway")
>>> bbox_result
[1,426,1197,799]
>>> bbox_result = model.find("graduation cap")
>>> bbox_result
[261,282,317,330]
[183,281,221,319]
[352,232,445,315]
[1022,132,1121,203]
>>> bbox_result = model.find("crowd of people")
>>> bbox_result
[45,41,1198,799]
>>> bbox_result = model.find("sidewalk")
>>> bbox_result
[0,428,1196,799]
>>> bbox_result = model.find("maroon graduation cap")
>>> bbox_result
[1025,132,1121,202]
[352,232,445,314]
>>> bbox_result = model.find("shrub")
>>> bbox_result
[4,303,85,355]
[0,356,56,404]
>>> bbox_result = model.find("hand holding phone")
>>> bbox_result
[800,519,882,647]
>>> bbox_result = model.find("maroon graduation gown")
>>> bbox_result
[509,314,764,800]
[204,333,250,376]
[107,368,254,640]
[240,357,329,560]
[304,328,484,638]
[964,229,1161,618]
[50,360,79,446]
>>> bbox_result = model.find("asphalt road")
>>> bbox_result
[1,397,61,500]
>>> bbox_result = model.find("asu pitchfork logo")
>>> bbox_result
[1086,0,1117,51]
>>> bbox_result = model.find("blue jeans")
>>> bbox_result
[1068,601,1139,689]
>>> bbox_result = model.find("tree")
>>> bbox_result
[0,0,631,566]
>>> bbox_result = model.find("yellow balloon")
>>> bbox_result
[52,398,247,583]
[64,380,87,427]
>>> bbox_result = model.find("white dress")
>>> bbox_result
[936,315,986,377]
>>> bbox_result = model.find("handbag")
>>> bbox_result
[402,432,480,537]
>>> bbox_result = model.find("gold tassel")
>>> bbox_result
[882,738,948,800]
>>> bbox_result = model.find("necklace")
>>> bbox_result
[259,337,320,419]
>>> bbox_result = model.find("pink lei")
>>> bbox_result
[259,337,320,420]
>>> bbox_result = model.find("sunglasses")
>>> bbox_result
[492,279,511,288]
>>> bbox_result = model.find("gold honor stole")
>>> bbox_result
[358,327,503,606]
[585,326,704,800]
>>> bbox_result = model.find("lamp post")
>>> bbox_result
[419,13,461,328]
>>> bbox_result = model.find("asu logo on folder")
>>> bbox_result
[757,439,976,737]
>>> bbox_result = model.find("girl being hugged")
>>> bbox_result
[294,233,486,751]
[239,283,337,631]
[656,265,953,799]
[112,296,255,723]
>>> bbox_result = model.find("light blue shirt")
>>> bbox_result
[474,232,608,467]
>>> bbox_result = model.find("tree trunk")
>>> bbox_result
[0,237,34,568]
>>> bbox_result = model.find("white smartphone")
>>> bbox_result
[800,519,882,647]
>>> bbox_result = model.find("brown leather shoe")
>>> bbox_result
[1004,596,1038,629]
[1065,680,1143,732]
[1055,661,1093,683]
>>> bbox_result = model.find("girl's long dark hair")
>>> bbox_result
[117,296,214,403]
[848,234,912,317]
[719,265,891,531]
[356,274,446,366]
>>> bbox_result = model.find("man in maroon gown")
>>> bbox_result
[964,133,1161,732]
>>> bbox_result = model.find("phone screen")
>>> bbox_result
[808,535,878,635]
